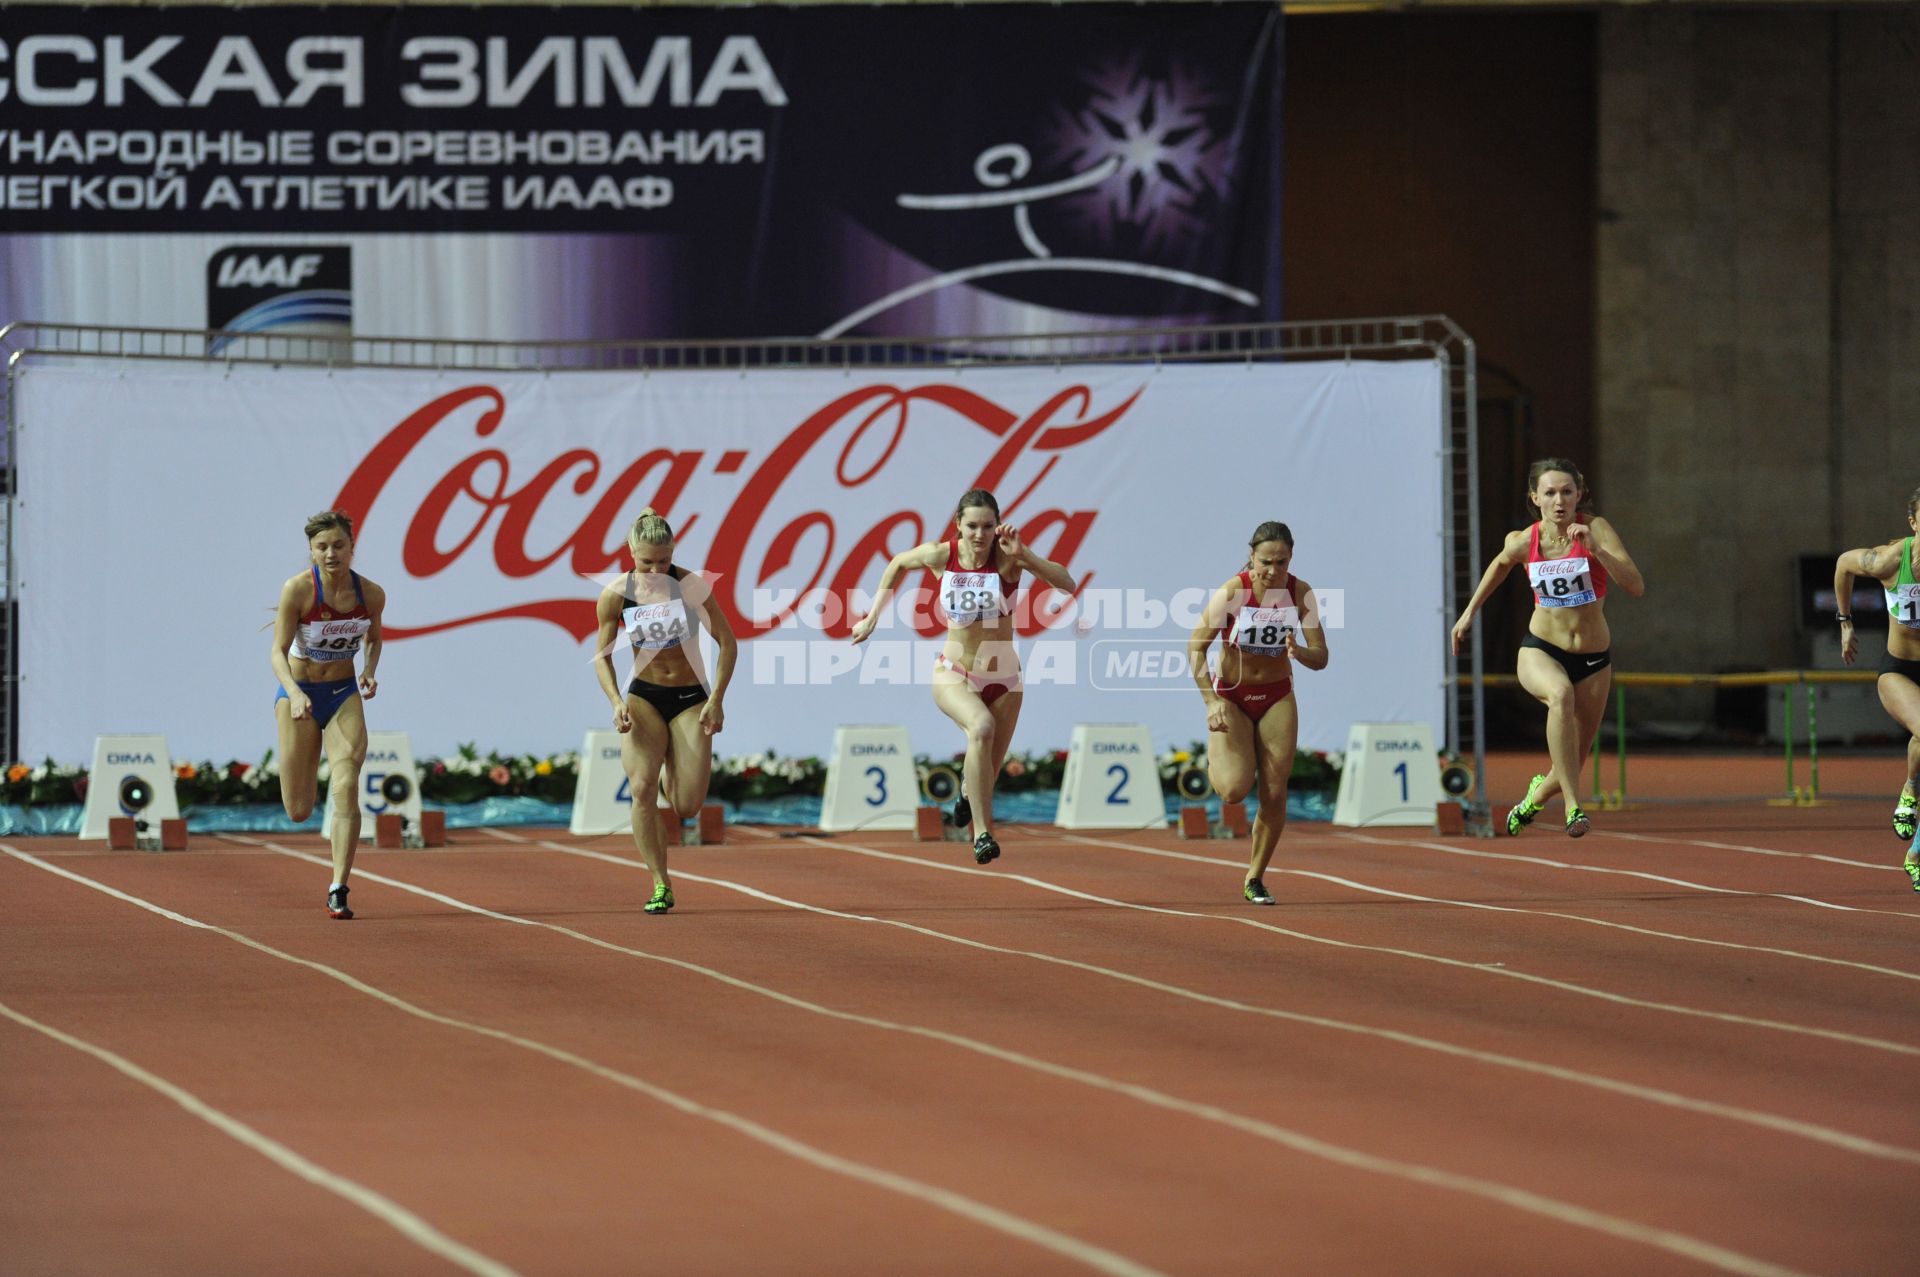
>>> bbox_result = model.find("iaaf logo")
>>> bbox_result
[216,254,327,289]
[332,381,1136,644]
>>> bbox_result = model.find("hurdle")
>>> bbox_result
[1476,668,1879,808]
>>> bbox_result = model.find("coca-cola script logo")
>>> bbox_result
[331,381,1140,643]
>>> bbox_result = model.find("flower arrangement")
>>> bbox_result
[3,740,1346,809]
[1157,741,1342,793]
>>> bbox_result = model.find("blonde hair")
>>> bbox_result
[629,507,674,547]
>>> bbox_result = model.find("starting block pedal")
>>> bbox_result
[376,810,451,849]
[107,816,187,851]
[690,804,726,845]
[915,807,946,840]
[1433,801,1465,836]
[1179,803,1252,839]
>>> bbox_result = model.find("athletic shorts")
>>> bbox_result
[1521,634,1612,686]
[275,677,359,728]
[1212,677,1293,724]
[628,677,709,725]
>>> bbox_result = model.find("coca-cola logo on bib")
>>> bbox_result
[331,380,1137,643]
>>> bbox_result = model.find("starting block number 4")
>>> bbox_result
[571,729,634,836]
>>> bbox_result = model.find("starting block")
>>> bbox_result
[1179,801,1253,839]
[374,808,449,849]
[1434,801,1465,836]
[106,815,187,852]
[687,804,726,845]
[82,734,182,842]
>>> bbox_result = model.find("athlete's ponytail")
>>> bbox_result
[629,507,674,547]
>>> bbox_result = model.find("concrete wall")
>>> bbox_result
[1598,7,1920,697]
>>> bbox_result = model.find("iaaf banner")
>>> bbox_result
[0,4,1282,341]
[14,359,1443,763]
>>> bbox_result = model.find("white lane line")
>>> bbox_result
[1,844,1164,1277]
[536,837,1920,1167]
[0,999,521,1277]
[1058,834,1920,985]
[1592,829,1890,873]
[210,841,1817,1277]
[1329,831,1920,919]
[763,834,1919,1058]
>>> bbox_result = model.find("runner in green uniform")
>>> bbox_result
[1834,484,1920,889]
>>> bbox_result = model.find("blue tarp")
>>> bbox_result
[1,790,1334,837]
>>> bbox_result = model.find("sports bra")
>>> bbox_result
[1525,523,1609,609]
[1223,571,1299,656]
[622,566,698,652]
[290,565,371,663]
[937,539,1019,628]
[1888,536,1920,630]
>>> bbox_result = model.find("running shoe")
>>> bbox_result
[1506,774,1548,837]
[326,886,353,920]
[644,884,675,915]
[1894,786,1917,842]
[1565,806,1591,838]
[949,796,972,830]
[1243,878,1275,906]
[1904,858,1920,893]
[972,831,1001,865]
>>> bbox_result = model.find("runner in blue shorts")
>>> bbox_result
[271,510,386,919]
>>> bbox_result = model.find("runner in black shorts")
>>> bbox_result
[1834,483,1920,887]
[1452,459,1645,838]
[591,509,737,914]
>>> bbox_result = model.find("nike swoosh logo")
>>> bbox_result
[1585,658,1604,666]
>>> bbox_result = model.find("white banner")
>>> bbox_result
[16,358,1444,763]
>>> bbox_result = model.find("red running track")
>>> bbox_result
[3,799,1917,1275]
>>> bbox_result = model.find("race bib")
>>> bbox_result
[1888,582,1920,630]
[1529,556,1597,608]
[941,569,1007,627]
[624,600,688,650]
[1228,604,1299,655]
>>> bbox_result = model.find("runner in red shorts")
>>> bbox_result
[850,488,1077,866]
[1189,521,1329,905]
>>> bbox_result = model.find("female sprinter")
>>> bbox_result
[1188,521,1329,905]
[1451,458,1645,838]
[849,488,1078,866]
[271,510,386,920]
[1835,483,1920,890]
[592,509,737,915]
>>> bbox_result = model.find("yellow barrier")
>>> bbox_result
[1465,668,1882,808]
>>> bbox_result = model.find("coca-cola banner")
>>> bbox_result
[14,358,1443,762]
[0,3,1282,340]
